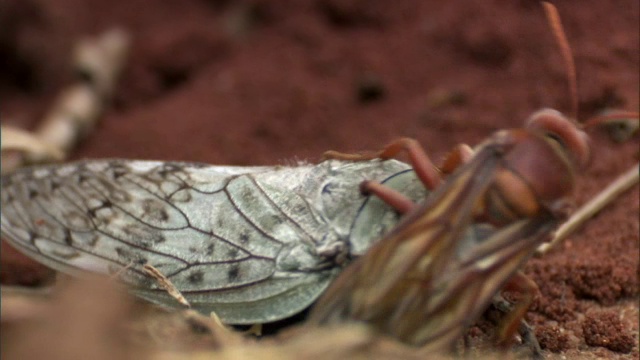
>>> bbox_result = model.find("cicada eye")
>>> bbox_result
[526,108,591,169]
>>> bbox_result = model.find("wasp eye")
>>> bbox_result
[526,108,590,169]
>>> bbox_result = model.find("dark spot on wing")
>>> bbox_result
[108,163,128,179]
[115,247,148,265]
[64,229,73,245]
[226,248,239,259]
[28,188,39,199]
[240,188,254,202]
[86,234,99,247]
[27,231,36,244]
[76,173,88,184]
[188,271,204,284]
[87,200,113,218]
[227,264,240,282]
[50,180,61,191]
[270,215,284,225]
[142,199,169,222]
[158,166,171,177]
[158,164,180,178]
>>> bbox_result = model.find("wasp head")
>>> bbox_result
[482,109,590,224]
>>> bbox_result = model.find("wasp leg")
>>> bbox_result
[358,140,474,214]
[439,144,474,175]
[372,137,443,190]
[495,271,540,347]
[356,136,454,214]
[518,319,544,360]
[329,139,474,214]
[360,180,416,214]
[322,150,380,161]
[490,294,544,359]
[326,137,443,190]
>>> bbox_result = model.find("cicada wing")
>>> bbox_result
[309,142,506,331]
[0,160,339,323]
[1,158,431,324]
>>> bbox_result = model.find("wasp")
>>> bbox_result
[308,2,637,354]
[308,108,590,352]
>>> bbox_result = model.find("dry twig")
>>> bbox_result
[537,163,639,254]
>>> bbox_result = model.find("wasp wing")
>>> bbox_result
[392,217,555,349]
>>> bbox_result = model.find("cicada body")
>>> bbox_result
[0,157,429,323]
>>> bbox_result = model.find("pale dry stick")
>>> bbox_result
[142,264,191,308]
[537,162,640,254]
[1,28,130,174]
[34,28,130,158]
[73,28,130,99]
[0,126,64,163]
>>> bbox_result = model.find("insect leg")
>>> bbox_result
[360,137,463,214]
[326,137,442,190]
[359,180,416,214]
[493,270,540,347]
[518,320,544,360]
[369,137,442,190]
[439,144,474,175]
[329,138,476,216]
[326,137,447,214]
[486,295,543,359]
[361,141,476,214]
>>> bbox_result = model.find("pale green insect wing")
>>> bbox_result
[1,159,422,324]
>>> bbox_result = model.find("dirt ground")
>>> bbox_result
[1,0,638,359]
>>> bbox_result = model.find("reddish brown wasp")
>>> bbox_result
[308,2,636,354]
[310,110,589,352]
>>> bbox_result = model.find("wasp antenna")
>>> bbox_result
[542,2,579,123]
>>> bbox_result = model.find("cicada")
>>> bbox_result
[308,108,591,352]
[1,156,432,324]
